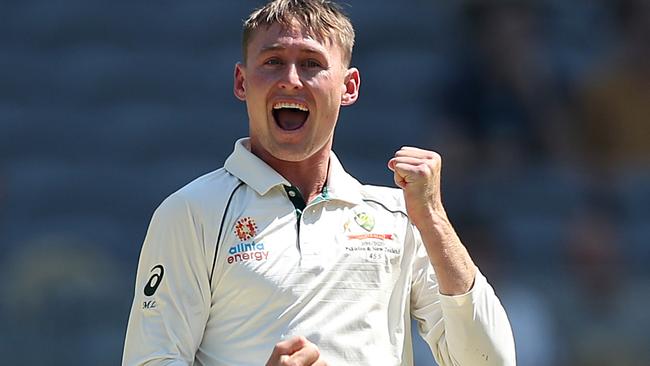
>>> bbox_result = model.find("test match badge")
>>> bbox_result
[235,217,258,241]
[354,212,375,232]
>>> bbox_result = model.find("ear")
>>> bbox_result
[233,62,246,101]
[341,67,360,106]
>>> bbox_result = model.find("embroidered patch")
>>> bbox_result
[354,212,375,232]
[234,217,258,241]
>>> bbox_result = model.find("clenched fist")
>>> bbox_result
[388,146,476,295]
[266,336,327,366]
[387,146,446,228]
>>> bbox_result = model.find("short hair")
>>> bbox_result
[242,0,355,66]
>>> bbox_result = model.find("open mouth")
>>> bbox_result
[272,102,309,131]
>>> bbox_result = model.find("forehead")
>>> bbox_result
[247,21,340,57]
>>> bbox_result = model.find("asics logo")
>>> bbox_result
[144,264,164,296]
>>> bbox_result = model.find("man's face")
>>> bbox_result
[234,21,359,163]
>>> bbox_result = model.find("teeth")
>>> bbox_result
[273,102,309,112]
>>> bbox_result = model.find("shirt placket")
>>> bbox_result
[283,185,329,267]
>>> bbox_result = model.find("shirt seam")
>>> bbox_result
[209,180,245,286]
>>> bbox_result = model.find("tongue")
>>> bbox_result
[276,109,308,130]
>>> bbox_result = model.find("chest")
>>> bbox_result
[211,197,409,313]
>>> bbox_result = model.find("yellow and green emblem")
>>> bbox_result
[354,212,375,232]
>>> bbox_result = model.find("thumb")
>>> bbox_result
[388,160,407,189]
[387,158,397,172]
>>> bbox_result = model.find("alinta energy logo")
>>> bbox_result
[228,217,269,264]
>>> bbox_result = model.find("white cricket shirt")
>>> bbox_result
[123,138,515,366]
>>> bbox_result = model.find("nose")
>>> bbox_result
[278,63,303,90]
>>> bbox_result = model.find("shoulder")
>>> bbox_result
[178,167,242,199]
[156,167,243,218]
[359,184,407,217]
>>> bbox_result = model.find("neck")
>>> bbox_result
[253,146,330,203]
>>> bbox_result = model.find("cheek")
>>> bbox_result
[245,78,271,109]
[311,79,343,106]
[326,86,344,109]
[316,93,342,126]
[247,71,275,92]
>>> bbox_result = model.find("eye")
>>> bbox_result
[264,58,283,66]
[302,59,323,69]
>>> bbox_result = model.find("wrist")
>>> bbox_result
[411,206,452,236]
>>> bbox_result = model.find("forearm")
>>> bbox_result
[415,209,476,296]
[414,212,515,365]
[390,147,514,364]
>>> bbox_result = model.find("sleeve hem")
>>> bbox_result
[437,268,486,307]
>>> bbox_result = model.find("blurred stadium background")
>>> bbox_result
[1,0,649,365]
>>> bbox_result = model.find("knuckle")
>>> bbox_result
[311,345,321,358]
[278,356,292,366]
[427,154,442,170]
[295,336,308,347]
[415,164,430,176]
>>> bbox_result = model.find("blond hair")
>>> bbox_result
[242,0,355,66]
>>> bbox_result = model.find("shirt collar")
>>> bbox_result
[224,138,290,195]
[326,151,364,205]
[224,138,363,205]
